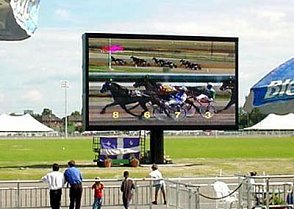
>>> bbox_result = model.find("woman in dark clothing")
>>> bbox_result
[120,171,135,209]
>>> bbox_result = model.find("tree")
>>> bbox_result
[238,107,267,129]
[31,112,42,122]
[248,108,267,125]
[239,111,249,129]
[67,110,82,133]
[41,108,53,116]
[70,111,80,116]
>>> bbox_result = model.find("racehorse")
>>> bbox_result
[217,79,236,112]
[99,81,150,118]
[130,56,147,66]
[111,56,126,65]
[133,76,159,92]
[133,76,199,114]
[132,77,168,107]
[133,76,171,101]
[152,57,177,68]
[180,59,201,70]
[152,57,165,66]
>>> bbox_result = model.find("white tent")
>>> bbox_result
[0,113,53,132]
[244,113,294,130]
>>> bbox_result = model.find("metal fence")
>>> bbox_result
[0,179,153,209]
[1,175,294,209]
[0,177,238,209]
[239,174,294,209]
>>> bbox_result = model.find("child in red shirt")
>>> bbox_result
[92,177,104,209]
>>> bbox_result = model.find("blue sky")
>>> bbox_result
[1,0,293,117]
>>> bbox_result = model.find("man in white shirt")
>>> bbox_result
[42,163,65,209]
[149,164,167,205]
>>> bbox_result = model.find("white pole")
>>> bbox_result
[108,38,112,70]
[61,80,69,138]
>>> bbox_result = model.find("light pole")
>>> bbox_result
[61,80,69,138]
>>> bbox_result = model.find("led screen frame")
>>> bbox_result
[82,33,238,131]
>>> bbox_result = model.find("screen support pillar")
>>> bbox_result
[150,129,164,164]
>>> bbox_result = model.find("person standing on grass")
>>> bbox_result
[120,170,135,209]
[149,163,167,205]
[91,177,104,209]
[64,160,83,209]
[41,163,65,209]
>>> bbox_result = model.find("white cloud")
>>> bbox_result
[0,28,83,116]
[55,9,71,20]
[22,89,43,101]
[255,10,285,22]
[0,93,4,102]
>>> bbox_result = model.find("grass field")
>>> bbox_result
[0,136,293,180]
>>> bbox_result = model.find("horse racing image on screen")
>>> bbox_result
[82,33,238,131]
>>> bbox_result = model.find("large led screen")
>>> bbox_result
[82,33,238,130]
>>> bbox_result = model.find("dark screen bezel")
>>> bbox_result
[82,33,239,131]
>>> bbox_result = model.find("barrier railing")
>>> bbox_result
[165,179,200,209]
[0,177,237,209]
[1,176,293,209]
[239,174,294,209]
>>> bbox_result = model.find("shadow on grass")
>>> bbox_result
[0,163,204,169]
[185,163,204,167]
[0,163,98,169]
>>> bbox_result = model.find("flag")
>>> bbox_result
[123,137,140,159]
[0,0,41,41]
[99,136,140,161]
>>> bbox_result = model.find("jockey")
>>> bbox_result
[206,83,216,100]
[159,84,176,93]
[165,86,188,106]
[196,83,216,103]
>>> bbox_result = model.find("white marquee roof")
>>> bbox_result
[244,113,294,130]
[0,114,53,132]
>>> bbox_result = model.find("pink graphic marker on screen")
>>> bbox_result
[101,45,124,53]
